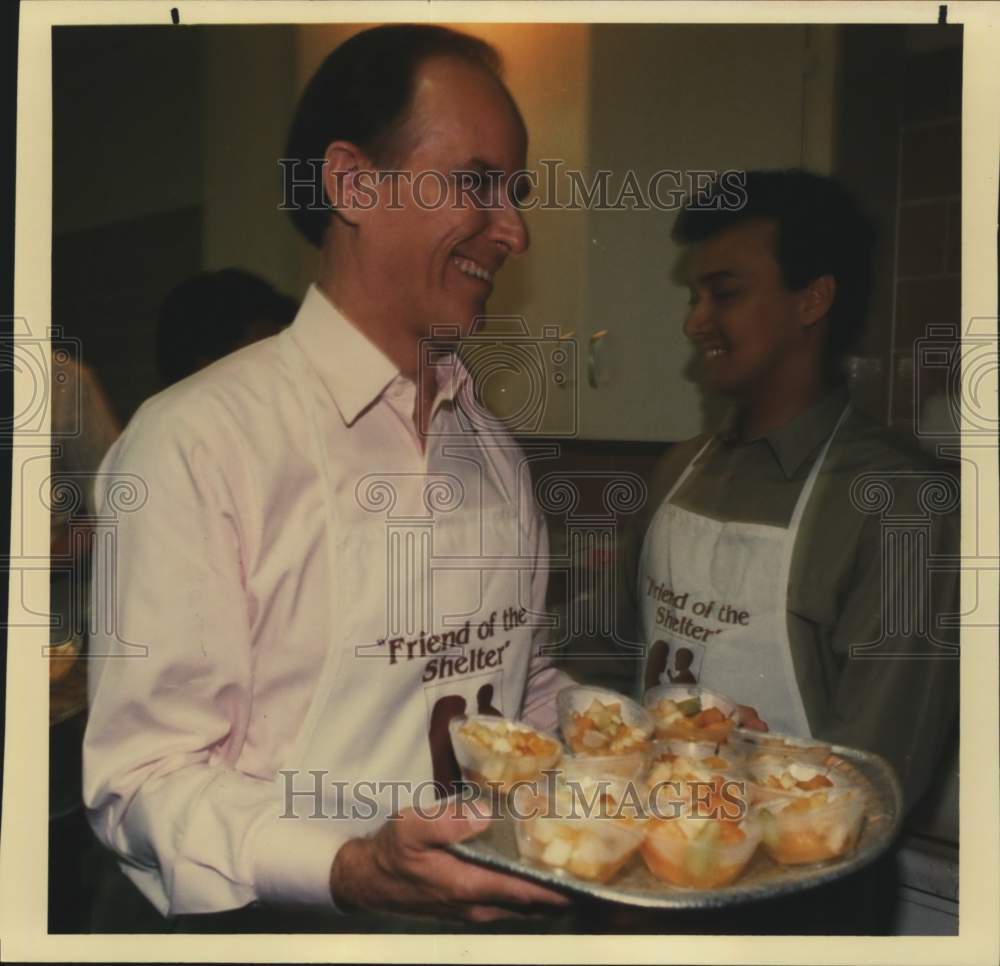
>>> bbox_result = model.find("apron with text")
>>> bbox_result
[276,335,537,831]
[637,406,851,736]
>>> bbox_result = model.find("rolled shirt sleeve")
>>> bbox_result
[82,394,346,916]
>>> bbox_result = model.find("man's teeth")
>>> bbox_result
[453,257,493,283]
[704,347,727,358]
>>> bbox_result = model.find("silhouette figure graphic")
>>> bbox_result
[644,639,671,691]
[476,684,502,716]
[668,646,697,684]
[428,694,467,793]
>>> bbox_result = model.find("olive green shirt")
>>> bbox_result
[624,388,960,812]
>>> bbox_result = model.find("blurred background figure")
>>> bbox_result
[49,351,122,931]
[50,351,121,710]
[155,268,297,387]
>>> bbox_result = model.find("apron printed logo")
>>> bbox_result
[368,605,529,678]
[644,575,749,644]
[427,680,504,790]
[644,638,704,689]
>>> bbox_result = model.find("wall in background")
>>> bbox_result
[52,26,203,234]
[52,26,205,421]
[200,26,306,301]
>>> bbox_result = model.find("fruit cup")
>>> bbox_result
[556,686,653,781]
[641,808,762,889]
[511,779,647,883]
[754,787,867,865]
[642,685,740,744]
[747,756,853,804]
[448,715,562,795]
[645,738,749,815]
[729,728,833,766]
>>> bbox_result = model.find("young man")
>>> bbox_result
[83,25,572,928]
[632,170,958,814]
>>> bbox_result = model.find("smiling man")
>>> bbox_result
[632,170,958,819]
[83,25,573,931]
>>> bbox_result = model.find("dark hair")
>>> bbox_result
[672,169,877,375]
[284,24,507,248]
[157,269,297,386]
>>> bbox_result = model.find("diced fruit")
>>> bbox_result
[694,706,725,727]
[482,758,504,780]
[826,823,848,854]
[718,821,746,845]
[684,841,712,878]
[797,774,834,791]
[541,837,572,867]
[676,697,702,717]
[697,819,722,845]
[572,833,603,868]
[567,697,647,756]
[533,820,556,844]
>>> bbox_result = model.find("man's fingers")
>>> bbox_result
[451,858,571,907]
[399,796,493,848]
[738,704,769,731]
[462,904,531,923]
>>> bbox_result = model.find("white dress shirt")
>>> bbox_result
[83,284,569,917]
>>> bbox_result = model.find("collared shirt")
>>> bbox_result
[625,388,960,812]
[83,285,567,917]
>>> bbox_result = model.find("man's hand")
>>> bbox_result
[737,704,769,731]
[329,797,572,923]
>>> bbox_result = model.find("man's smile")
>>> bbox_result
[451,254,495,285]
[696,341,729,360]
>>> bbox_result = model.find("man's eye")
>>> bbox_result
[455,170,498,207]
[712,290,738,301]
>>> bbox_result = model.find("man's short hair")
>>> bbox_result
[672,169,877,374]
[285,24,507,248]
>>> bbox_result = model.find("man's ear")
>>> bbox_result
[800,274,836,329]
[322,141,375,226]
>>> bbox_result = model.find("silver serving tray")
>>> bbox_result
[449,745,903,910]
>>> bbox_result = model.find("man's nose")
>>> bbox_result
[683,300,708,340]
[488,197,529,256]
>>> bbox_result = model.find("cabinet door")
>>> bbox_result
[580,25,812,441]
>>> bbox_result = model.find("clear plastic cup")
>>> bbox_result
[644,738,750,817]
[642,685,740,743]
[747,756,855,804]
[448,715,563,795]
[647,738,746,776]
[556,749,649,783]
[557,685,653,758]
[511,781,647,883]
[729,728,832,766]
[754,787,867,865]
[640,810,762,889]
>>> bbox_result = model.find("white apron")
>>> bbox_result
[638,406,851,736]
[277,335,537,830]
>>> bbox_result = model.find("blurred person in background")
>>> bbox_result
[155,268,297,388]
[49,350,122,933]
